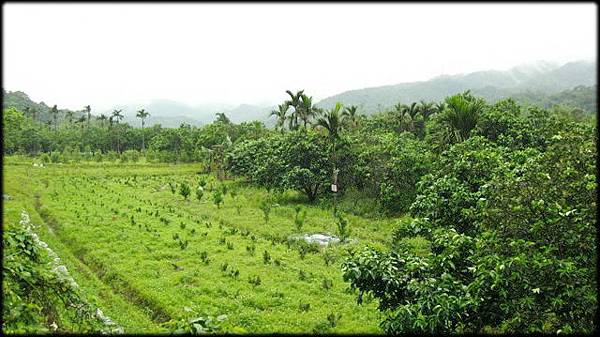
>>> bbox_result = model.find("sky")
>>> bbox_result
[3,3,597,111]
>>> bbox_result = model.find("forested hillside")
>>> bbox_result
[316,60,596,114]
[4,60,595,128]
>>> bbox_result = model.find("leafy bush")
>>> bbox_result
[343,116,597,333]
[212,190,223,208]
[179,182,191,200]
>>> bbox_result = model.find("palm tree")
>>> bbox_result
[111,109,124,124]
[417,101,436,121]
[111,109,124,153]
[50,105,59,131]
[342,105,360,129]
[270,103,289,133]
[441,91,485,143]
[434,102,447,114]
[97,114,108,128]
[405,102,420,120]
[314,102,344,140]
[136,109,150,152]
[85,105,91,127]
[215,112,230,124]
[392,103,409,132]
[298,94,319,128]
[76,115,86,132]
[284,90,304,130]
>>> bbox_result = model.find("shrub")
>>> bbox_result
[294,206,306,231]
[40,153,50,163]
[259,199,272,224]
[179,182,191,200]
[212,190,223,208]
[50,151,61,163]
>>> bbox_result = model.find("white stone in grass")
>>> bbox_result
[303,233,340,246]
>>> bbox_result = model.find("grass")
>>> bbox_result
[3,157,409,333]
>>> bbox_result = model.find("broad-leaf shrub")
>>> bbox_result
[343,113,596,333]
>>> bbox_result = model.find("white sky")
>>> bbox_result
[3,3,597,111]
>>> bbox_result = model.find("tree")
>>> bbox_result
[298,94,320,128]
[50,105,59,132]
[417,100,437,121]
[111,109,124,153]
[215,112,230,124]
[342,113,596,333]
[284,90,304,130]
[97,114,108,128]
[439,91,485,143]
[111,109,124,124]
[314,102,344,140]
[136,109,150,152]
[270,103,289,133]
[85,105,91,127]
[280,130,331,202]
[342,105,360,129]
[76,115,86,130]
[30,108,38,124]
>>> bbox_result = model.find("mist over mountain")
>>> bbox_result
[316,60,596,113]
[3,60,596,127]
[113,100,275,128]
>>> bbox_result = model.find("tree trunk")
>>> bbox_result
[141,120,145,152]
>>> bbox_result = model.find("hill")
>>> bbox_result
[316,60,596,113]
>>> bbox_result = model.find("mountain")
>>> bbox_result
[1,91,275,128]
[115,100,275,128]
[1,89,85,124]
[3,60,596,126]
[316,60,596,113]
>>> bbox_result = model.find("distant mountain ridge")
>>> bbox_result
[316,60,596,113]
[3,60,596,126]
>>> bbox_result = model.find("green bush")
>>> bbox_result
[343,115,597,333]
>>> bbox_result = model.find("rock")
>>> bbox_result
[302,233,340,246]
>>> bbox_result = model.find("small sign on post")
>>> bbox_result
[331,184,338,192]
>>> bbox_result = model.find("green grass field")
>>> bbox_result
[3,157,413,333]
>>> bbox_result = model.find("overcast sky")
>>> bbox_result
[3,3,597,111]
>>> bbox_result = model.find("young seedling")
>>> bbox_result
[335,211,351,242]
[327,312,342,328]
[200,251,210,265]
[221,184,228,196]
[259,199,272,225]
[179,182,191,200]
[213,190,223,209]
[196,187,204,202]
[248,275,261,287]
[298,303,310,312]
[294,205,307,231]
[322,278,333,291]
[262,250,271,264]
[230,189,241,215]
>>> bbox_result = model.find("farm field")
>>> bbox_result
[3,157,406,333]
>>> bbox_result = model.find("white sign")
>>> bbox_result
[331,184,338,192]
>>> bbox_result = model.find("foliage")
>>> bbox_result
[179,182,191,200]
[343,110,597,333]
